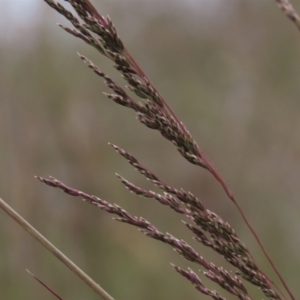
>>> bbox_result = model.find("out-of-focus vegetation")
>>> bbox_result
[1,0,300,299]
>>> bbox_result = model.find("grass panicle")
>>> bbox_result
[35,0,299,299]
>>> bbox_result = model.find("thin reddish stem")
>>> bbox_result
[200,150,293,300]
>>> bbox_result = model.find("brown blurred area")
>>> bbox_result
[1,0,300,299]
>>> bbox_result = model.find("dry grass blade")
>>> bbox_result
[0,197,114,300]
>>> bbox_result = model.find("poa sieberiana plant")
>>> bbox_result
[36,0,300,299]
[1,0,299,299]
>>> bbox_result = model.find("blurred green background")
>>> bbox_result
[1,0,300,299]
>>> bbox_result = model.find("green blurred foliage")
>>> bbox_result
[1,0,300,299]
